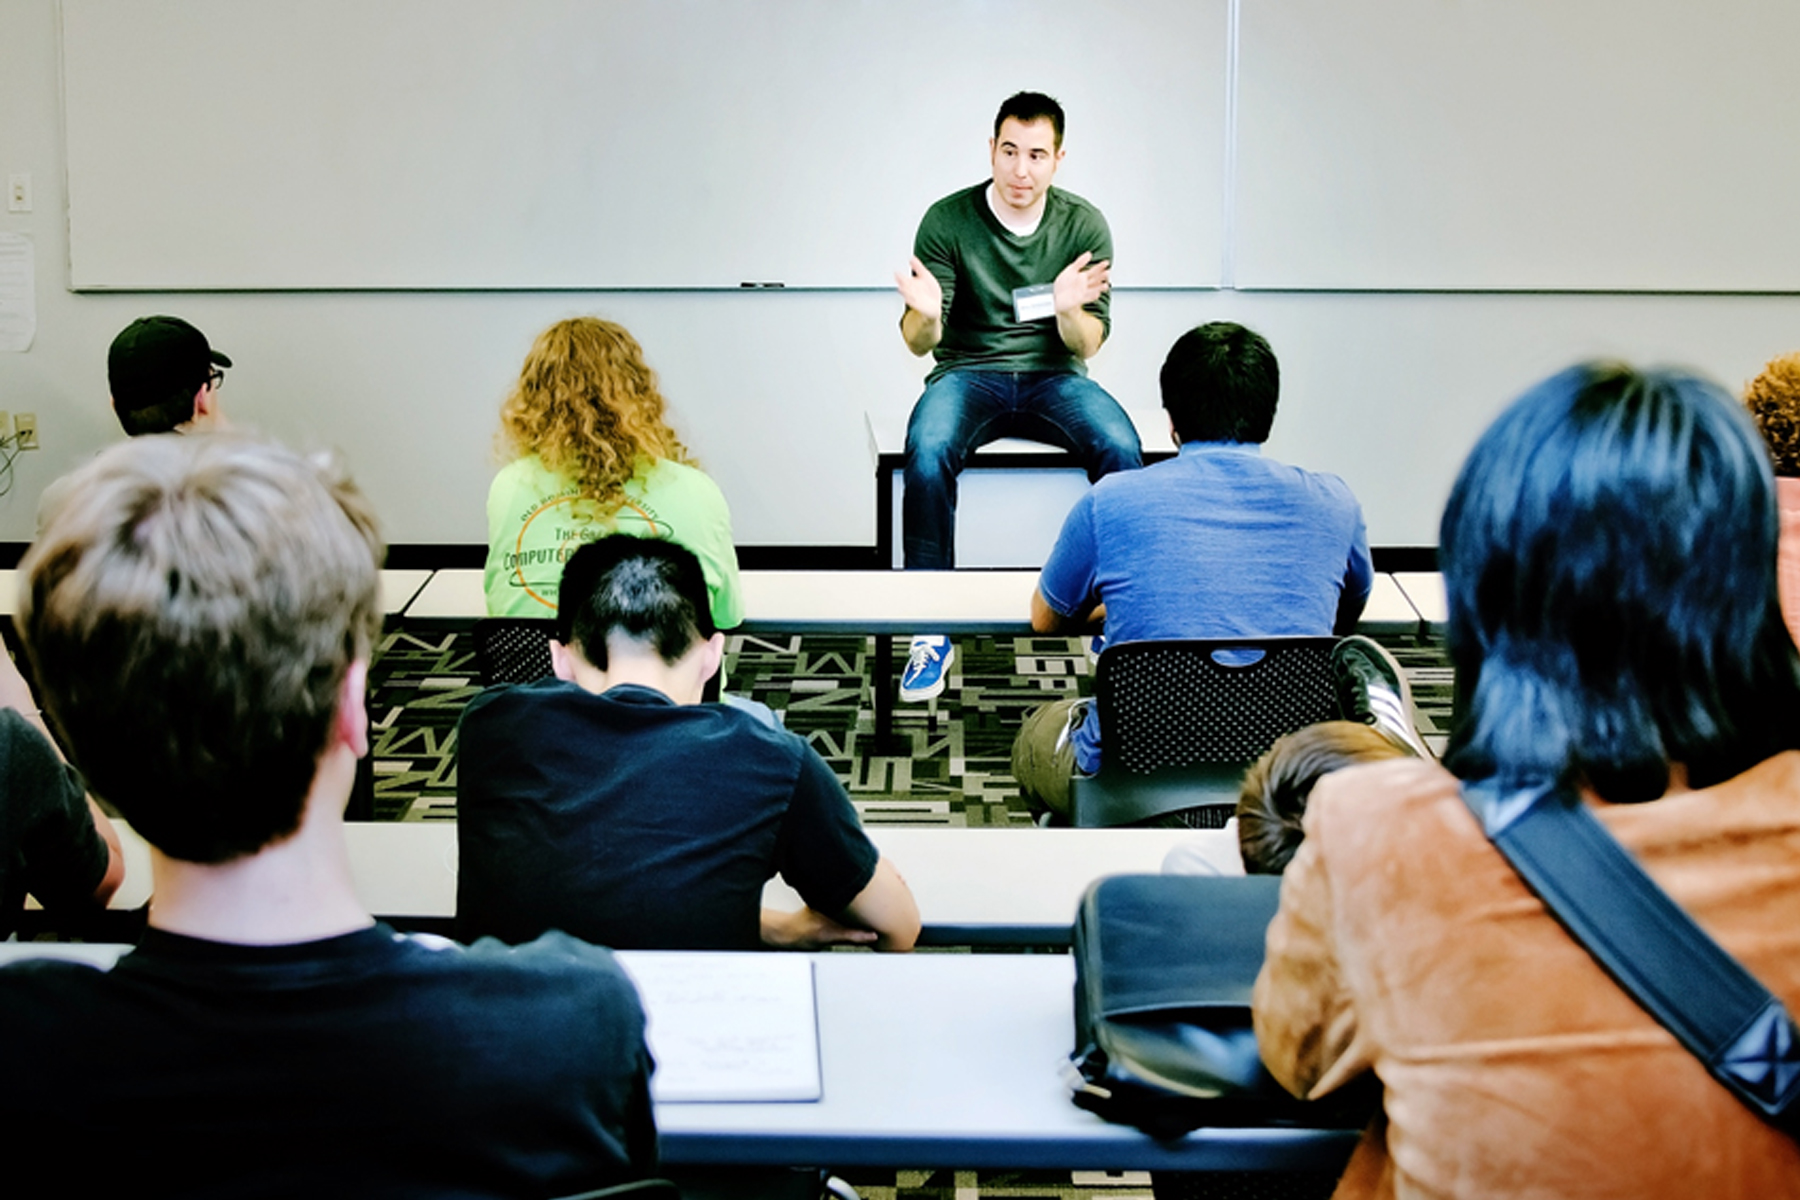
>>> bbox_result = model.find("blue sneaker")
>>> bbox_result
[900,635,954,702]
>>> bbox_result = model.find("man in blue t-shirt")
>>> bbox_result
[1011,322,1374,817]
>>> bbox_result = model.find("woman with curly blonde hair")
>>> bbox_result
[484,317,742,626]
[1745,351,1800,646]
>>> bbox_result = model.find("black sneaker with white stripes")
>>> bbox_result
[1331,634,1432,758]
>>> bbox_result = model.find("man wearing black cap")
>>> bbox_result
[107,315,230,436]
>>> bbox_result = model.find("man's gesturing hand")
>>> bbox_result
[896,255,944,319]
[897,255,946,355]
[1053,251,1110,315]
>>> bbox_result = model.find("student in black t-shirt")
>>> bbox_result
[0,641,122,939]
[456,534,921,952]
[0,434,656,1194]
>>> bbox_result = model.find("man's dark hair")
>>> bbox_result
[1236,721,1412,875]
[1441,362,1800,802]
[1160,322,1280,444]
[994,91,1065,148]
[557,535,716,670]
[117,395,199,437]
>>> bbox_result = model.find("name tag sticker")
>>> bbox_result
[1012,283,1056,323]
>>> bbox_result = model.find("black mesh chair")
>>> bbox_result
[474,617,558,686]
[1069,637,1342,829]
[473,615,725,699]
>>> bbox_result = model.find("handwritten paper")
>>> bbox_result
[0,234,35,353]
[618,951,821,1103]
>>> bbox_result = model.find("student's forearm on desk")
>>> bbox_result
[843,855,921,952]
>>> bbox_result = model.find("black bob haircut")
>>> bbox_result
[994,91,1065,148]
[1440,361,1800,802]
[556,534,716,670]
[1160,322,1280,445]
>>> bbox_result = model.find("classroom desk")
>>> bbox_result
[0,942,1356,1173]
[652,951,1357,1172]
[1392,572,1447,633]
[101,822,1236,946]
[377,569,435,617]
[0,568,431,619]
[401,566,1422,747]
[404,566,1421,635]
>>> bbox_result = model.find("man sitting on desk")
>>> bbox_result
[456,534,921,952]
[1011,322,1376,818]
[0,435,656,1193]
[893,90,1143,703]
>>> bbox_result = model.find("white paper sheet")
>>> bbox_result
[0,233,35,353]
[618,951,821,1103]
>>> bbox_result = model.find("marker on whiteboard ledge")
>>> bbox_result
[739,281,786,289]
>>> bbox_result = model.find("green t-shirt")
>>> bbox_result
[484,454,744,629]
[912,182,1113,384]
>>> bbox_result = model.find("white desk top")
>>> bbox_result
[0,568,430,619]
[402,566,486,619]
[0,943,1355,1171]
[1362,572,1421,634]
[738,570,1038,634]
[404,565,1422,638]
[653,951,1356,1171]
[105,822,1231,943]
[1393,571,1447,627]
[405,567,1042,632]
[378,569,434,616]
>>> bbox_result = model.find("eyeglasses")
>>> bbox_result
[207,369,226,391]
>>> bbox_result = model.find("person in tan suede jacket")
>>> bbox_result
[1255,362,1800,1199]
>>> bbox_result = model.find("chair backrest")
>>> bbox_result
[473,617,557,686]
[1095,637,1341,775]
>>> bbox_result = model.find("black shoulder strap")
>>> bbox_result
[1460,779,1800,1132]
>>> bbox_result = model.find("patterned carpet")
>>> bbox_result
[369,627,1453,825]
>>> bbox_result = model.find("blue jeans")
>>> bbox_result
[902,370,1143,569]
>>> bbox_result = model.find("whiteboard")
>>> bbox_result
[1234,0,1800,291]
[61,0,1229,290]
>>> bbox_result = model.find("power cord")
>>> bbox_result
[0,431,22,499]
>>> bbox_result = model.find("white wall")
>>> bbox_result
[6,0,1800,551]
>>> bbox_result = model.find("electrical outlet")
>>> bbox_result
[6,174,29,213]
[14,413,38,451]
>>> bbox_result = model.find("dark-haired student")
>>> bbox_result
[1162,721,1413,879]
[37,315,233,530]
[1010,321,1374,817]
[456,534,920,952]
[0,434,656,1193]
[1255,363,1800,1196]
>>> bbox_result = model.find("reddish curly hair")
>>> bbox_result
[497,318,693,509]
[1745,352,1800,477]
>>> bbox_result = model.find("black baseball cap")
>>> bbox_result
[108,316,232,414]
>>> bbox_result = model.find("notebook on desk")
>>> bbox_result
[618,952,822,1103]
